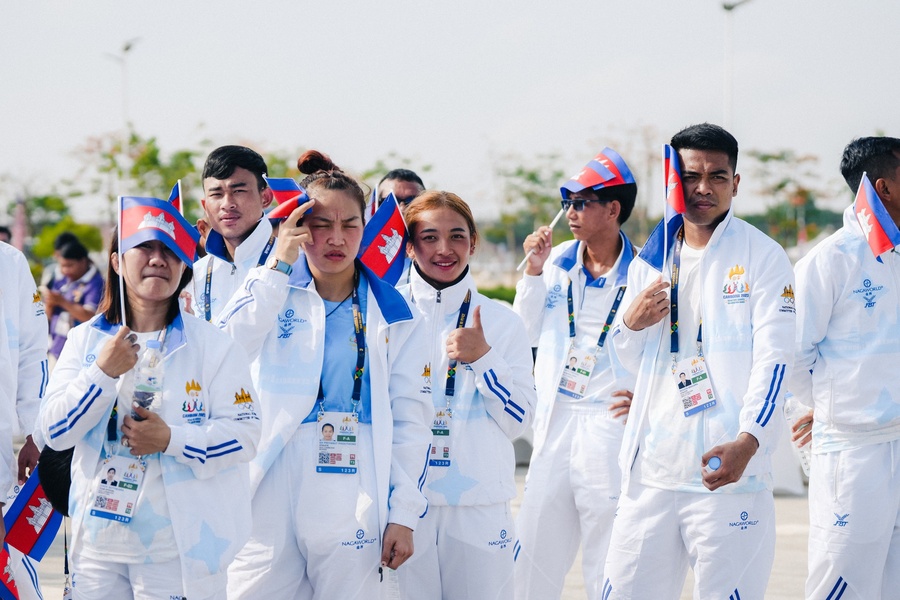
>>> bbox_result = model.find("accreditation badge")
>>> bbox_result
[89,454,146,523]
[430,409,452,467]
[317,411,358,474]
[672,355,717,417]
[557,347,596,400]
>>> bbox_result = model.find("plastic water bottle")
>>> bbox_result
[783,393,812,477]
[132,340,163,421]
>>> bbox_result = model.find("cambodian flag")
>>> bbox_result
[561,147,636,199]
[119,196,200,266]
[0,549,18,600]
[364,187,378,224]
[263,176,310,220]
[2,465,62,561]
[167,180,183,214]
[854,173,900,263]
[358,193,408,285]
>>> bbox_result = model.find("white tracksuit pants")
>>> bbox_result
[514,403,624,600]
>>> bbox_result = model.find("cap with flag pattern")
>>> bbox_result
[119,196,200,266]
[561,147,636,199]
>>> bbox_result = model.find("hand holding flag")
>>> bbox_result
[854,172,900,262]
[272,199,316,268]
[263,176,311,221]
[358,193,408,285]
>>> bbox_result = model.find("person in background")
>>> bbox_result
[792,136,900,599]
[0,225,11,243]
[377,169,425,215]
[396,191,536,599]
[43,238,103,368]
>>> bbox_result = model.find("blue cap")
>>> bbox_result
[708,456,722,471]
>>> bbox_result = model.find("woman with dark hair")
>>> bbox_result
[39,225,260,600]
[396,191,536,599]
[42,238,104,365]
[221,150,431,599]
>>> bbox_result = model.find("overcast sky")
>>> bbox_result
[2,0,898,223]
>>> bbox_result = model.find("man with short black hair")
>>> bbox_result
[377,168,425,215]
[793,136,900,599]
[188,145,274,322]
[604,123,795,599]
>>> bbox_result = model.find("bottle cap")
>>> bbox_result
[146,340,161,349]
[708,456,722,471]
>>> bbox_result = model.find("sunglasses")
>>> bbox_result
[560,198,608,212]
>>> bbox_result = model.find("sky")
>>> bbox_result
[2,0,898,224]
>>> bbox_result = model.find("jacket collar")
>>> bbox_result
[552,230,635,287]
[205,217,273,265]
[90,312,188,357]
[288,257,413,325]
[409,267,476,313]
[638,210,734,272]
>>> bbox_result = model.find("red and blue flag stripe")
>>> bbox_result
[854,173,900,263]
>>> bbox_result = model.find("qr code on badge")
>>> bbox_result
[94,495,106,508]
[318,452,329,464]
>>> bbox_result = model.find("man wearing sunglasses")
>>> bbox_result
[513,148,638,600]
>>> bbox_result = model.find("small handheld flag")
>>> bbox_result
[167,180,183,214]
[2,465,63,561]
[662,144,687,273]
[119,196,200,267]
[358,193,408,285]
[0,549,19,600]
[263,176,311,220]
[364,187,378,224]
[560,147,636,199]
[854,173,900,262]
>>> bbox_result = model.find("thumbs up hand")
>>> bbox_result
[446,304,491,363]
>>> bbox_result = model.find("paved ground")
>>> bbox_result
[28,466,809,599]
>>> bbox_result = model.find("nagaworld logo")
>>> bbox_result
[729,511,759,531]
[852,278,884,310]
[342,528,377,550]
[488,530,510,548]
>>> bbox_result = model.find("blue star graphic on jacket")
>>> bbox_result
[186,521,231,573]
[426,462,478,505]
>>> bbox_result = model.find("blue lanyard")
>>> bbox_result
[565,280,626,351]
[203,235,276,322]
[670,227,702,357]
[318,275,366,414]
[444,290,472,403]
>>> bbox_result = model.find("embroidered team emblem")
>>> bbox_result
[234,388,253,405]
[420,363,432,394]
[852,277,885,313]
[779,285,796,314]
[182,379,206,424]
[722,265,750,305]
[233,388,258,421]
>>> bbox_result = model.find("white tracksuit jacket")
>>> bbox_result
[611,211,796,490]
[513,233,636,457]
[401,268,536,506]
[0,243,48,494]
[216,259,432,532]
[190,218,275,323]
[792,205,900,452]
[39,313,260,599]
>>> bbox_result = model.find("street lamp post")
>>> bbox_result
[104,38,141,127]
[723,0,754,129]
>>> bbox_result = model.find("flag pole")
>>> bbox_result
[662,145,669,279]
[517,208,565,272]
[117,196,128,329]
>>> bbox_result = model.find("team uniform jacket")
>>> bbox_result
[0,244,48,495]
[513,233,636,457]
[401,268,535,506]
[792,205,900,452]
[216,259,432,532]
[611,211,796,491]
[39,313,260,599]
[190,218,275,322]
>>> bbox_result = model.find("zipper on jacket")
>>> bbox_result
[231,264,237,275]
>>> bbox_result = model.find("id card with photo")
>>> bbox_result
[672,355,717,417]
[89,454,146,523]
[430,409,452,467]
[557,348,596,400]
[317,411,358,474]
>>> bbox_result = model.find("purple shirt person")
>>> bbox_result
[43,240,103,359]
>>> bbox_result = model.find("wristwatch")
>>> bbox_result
[269,258,293,276]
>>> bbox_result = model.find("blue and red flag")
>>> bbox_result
[3,464,62,562]
[854,173,900,263]
[358,193,408,285]
[263,176,310,220]
[364,187,378,224]
[119,196,200,266]
[0,549,18,600]
[561,147,636,199]
[167,180,183,214]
